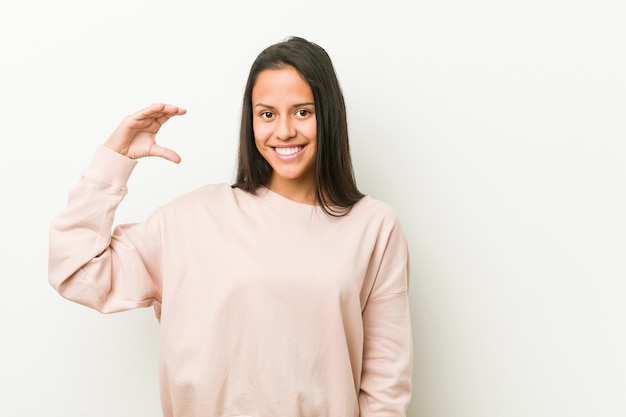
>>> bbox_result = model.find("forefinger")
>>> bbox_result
[135,103,187,121]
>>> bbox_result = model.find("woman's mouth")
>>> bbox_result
[273,146,304,160]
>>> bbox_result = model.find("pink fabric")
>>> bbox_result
[49,145,412,416]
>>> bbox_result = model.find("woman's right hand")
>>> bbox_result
[103,103,187,163]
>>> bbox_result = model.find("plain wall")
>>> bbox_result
[1,0,624,416]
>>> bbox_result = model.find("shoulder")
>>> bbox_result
[158,183,255,212]
[350,194,403,225]
[337,194,407,242]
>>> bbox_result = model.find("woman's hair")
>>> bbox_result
[232,36,364,216]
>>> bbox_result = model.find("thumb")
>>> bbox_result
[149,144,181,164]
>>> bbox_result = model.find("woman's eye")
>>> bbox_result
[260,111,273,119]
[296,109,311,117]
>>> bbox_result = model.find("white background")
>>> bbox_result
[1,0,625,416]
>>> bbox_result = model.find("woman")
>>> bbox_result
[49,36,412,417]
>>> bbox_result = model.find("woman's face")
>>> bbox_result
[252,66,317,202]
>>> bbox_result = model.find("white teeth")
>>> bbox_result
[275,146,303,156]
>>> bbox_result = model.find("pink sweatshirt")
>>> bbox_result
[49,145,413,417]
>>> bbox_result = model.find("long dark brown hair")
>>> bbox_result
[232,36,364,216]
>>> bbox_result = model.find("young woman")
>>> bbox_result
[49,36,413,417]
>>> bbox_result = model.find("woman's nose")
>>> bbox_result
[275,117,296,141]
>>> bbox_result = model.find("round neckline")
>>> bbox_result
[253,186,371,218]
[254,186,325,216]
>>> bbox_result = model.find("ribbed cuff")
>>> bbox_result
[82,145,138,187]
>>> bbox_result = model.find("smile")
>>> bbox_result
[273,146,304,157]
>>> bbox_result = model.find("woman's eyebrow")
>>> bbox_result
[254,102,315,109]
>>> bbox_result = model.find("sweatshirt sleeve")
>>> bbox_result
[359,212,413,416]
[48,145,164,315]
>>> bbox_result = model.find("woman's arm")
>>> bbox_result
[359,215,413,416]
[48,103,186,314]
